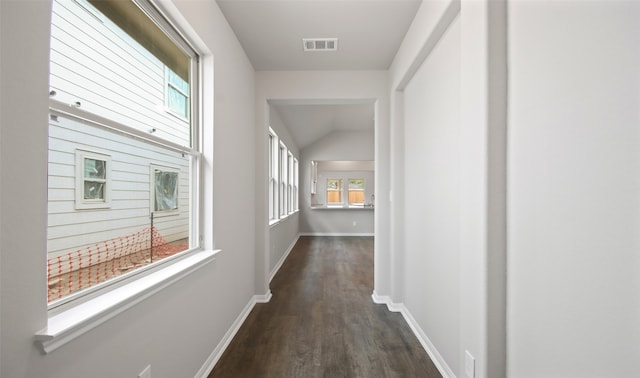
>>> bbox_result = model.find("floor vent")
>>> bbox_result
[303,38,338,52]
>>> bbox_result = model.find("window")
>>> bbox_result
[268,130,278,221]
[279,142,288,217]
[166,68,189,119]
[348,179,365,207]
[47,0,200,305]
[327,179,343,206]
[293,158,299,211]
[287,151,294,214]
[152,166,179,213]
[75,150,111,209]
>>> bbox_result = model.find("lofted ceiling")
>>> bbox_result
[216,0,421,149]
[271,101,375,149]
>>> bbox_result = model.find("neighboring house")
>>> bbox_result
[47,0,191,294]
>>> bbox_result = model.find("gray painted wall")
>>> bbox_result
[403,15,461,376]
[508,1,640,376]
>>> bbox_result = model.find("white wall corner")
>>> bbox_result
[254,290,272,304]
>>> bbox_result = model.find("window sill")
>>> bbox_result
[35,249,220,354]
[310,205,374,210]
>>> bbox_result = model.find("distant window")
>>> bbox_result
[327,178,343,206]
[293,158,299,211]
[166,68,189,119]
[279,143,288,216]
[287,151,294,214]
[152,166,179,213]
[348,179,365,207]
[268,130,277,221]
[75,150,111,209]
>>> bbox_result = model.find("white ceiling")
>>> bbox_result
[271,101,375,149]
[216,0,421,149]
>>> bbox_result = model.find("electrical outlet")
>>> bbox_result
[138,365,151,378]
[352,221,357,227]
[465,350,475,378]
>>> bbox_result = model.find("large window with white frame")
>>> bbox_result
[47,0,200,306]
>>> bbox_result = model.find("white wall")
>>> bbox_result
[508,1,640,376]
[0,0,257,377]
[403,15,460,376]
[388,0,507,376]
[255,70,390,298]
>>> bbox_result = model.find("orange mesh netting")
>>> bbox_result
[47,227,187,302]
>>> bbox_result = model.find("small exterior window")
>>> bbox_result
[327,178,343,206]
[166,68,189,119]
[348,179,365,207]
[152,166,179,213]
[75,150,111,209]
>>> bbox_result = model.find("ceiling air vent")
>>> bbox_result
[303,38,338,52]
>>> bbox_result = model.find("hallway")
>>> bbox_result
[209,236,441,377]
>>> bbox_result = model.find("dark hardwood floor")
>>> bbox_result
[209,236,442,378]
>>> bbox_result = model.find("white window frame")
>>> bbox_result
[327,178,344,207]
[279,142,288,217]
[268,129,278,222]
[75,149,112,210]
[150,164,180,216]
[348,178,365,207]
[47,0,202,310]
[37,0,216,354]
[287,151,293,214]
[293,158,299,211]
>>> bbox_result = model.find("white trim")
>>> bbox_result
[36,249,219,354]
[269,233,300,282]
[194,294,261,378]
[370,292,455,378]
[254,290,273,303]
[299,232,374,237]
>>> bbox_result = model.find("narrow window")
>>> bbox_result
[293,158,299,211]
[327,178,343,207]
[268,131,277,221]
[279,142,287,217]
[348,179,365,207]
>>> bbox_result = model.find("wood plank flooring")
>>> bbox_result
[209,236,442,378]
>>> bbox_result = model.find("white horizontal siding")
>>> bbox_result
[48,114,190,260]
[50,0,190,147]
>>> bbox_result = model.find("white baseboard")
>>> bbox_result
[269,234,300,282]
[299,232,374,237]
[195,292,271,378]
[254,290,272,303]
[370,292,455,378]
